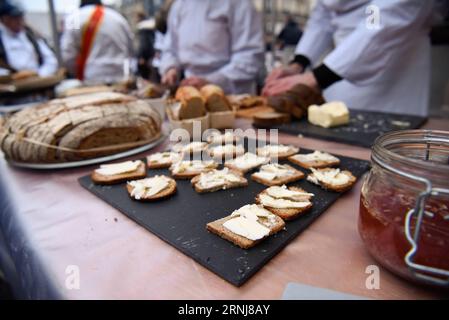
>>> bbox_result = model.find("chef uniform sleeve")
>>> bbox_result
[206,0,264,93]
[294,1,335,68]
[323,0,434,86]
[159,2,181,76]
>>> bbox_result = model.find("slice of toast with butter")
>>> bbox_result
[307,168,356,192]
[256,144,299,160]
[126,175,177,201]
[147,151,182,169]
[251,163,304,186]
[206,204,285,249]
[288,151,340,169]
[224,152,270,174]
[191,168,248,193]
[169,160,218,179]
[91,160,147,185]
[207,144,245,160]
[255,185,313,220]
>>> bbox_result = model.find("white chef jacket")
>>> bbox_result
[0,23,58,77]
[296,0,435,116]
[159,0,265,94]
[61,5,134,83]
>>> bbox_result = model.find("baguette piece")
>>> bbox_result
[255,186,313,220]
[307,168,357,192]
[175,86,206,120]
[256,144,299,160]
[91,160,146,185]
[191,168,248,193]
[206,204,285,249]
[126,175,177,201]
[251,163,304,186]
[200,84,232,112]
[288,151,340,169]
[224,152,270,174]
[147,151,182,169]
[169,160,218,179]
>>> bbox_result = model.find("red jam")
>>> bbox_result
[359,188,449,284]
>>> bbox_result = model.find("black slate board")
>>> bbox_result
[79,144,370,286]
[254,110,427,148]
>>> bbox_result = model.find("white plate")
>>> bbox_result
[6,134,167,170]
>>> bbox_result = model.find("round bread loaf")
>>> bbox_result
[0,92,162,163]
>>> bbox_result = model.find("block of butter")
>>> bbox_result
[308,101,350,128]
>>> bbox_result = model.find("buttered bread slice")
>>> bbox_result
[169,160,218,179]
[256,185,313,220]
[224,152,270,173]
[288,150,340,169]
[206,204,285,249]
[127,175,176,201]
[147,151,182,169]
[91,160,146,185]
[191,168,248,193]
[207,144,245,159]
[256,144,299,160]
[251,163,304,186]
[307,168,356,192]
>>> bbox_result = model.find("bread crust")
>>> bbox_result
[126,177,177,201]
[175,86,206,120]
[251,164,304,186]
[200,84,232,112]
[91,162,147,185]
[255,187,313,221]
[206,214,285,249]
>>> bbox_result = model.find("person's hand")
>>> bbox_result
[180,76,209,89]
[265,63,303,85]
[162,67,178,86]
[262,71,319,97]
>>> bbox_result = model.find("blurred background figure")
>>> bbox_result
[61,0,134,83]
[276,13,302,65]
[160,0,264,94]
[135,10,156,80]
[0,0,57,78]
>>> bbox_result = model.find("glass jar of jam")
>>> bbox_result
[359,130,449,287]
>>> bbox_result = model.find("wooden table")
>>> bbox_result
[0,118,447,299]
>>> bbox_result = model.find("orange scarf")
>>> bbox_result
[76,5,104,81]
